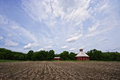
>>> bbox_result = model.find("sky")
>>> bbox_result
[0,0,120,53]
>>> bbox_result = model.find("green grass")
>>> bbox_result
[51,60,120,62]
[0,60,119,63]
[0,60,24,62]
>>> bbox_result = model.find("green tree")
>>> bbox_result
[69,52,76,60]
[27,50,34,60]
[32,50,48,60]
[54,54,60,57]
[48,50,55,60]
[87,49,102,60]
[60,51,70,60]
[87,49,120,61]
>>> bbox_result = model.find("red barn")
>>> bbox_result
[54,57,61,60]
[76,49,89,60]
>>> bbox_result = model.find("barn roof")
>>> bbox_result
[76,49,89,57]
[54,57,60,59]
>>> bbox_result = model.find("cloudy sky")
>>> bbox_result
[0,0,120,53]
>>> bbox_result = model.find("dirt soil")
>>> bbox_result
[0,61,120,80]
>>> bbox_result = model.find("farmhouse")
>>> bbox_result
[54,57,61,60]
[76,49,89,60]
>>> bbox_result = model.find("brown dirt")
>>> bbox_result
[0,61,120,80]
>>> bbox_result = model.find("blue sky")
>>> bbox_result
[0,0,120,53]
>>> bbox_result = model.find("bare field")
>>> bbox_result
[0,61,120,80]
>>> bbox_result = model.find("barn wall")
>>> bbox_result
[54,58,61,60]
[76,57,89,60]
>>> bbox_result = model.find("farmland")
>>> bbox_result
[0,61,120,80]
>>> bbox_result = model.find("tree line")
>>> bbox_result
[0,48,76,61]
[0,48,120,61]
[87,49,120,61]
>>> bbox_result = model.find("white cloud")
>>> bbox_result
[86,27,111,38]
[61,45,68,49]
[11,25,19,29]
[0,14,38,43]
[0,15,8,24]
[88,22,100,32]
[0,36,3,40]
[86,15,118,38]
[37,48,44,51]
[5,39,19,47]
[24,43,32,49]
[21,0,92,52]
[84,0,119,38]
[97,2,109,14]
[44,45,52,49]
[22,0,55,26]
[24,43,39,49]
[83,1,111,38]
[79,46,85,49]
[86,31,98,37]
[7,34,13,37]
[66,34,82,42]
[11,25,37,42]
[22,0,91,26]
[0,0,119,53]
[69,48,75,51]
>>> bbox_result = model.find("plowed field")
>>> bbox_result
[0,61,120,80]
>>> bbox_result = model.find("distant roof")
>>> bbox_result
[54,57,60,58]
[76,52,89,57]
